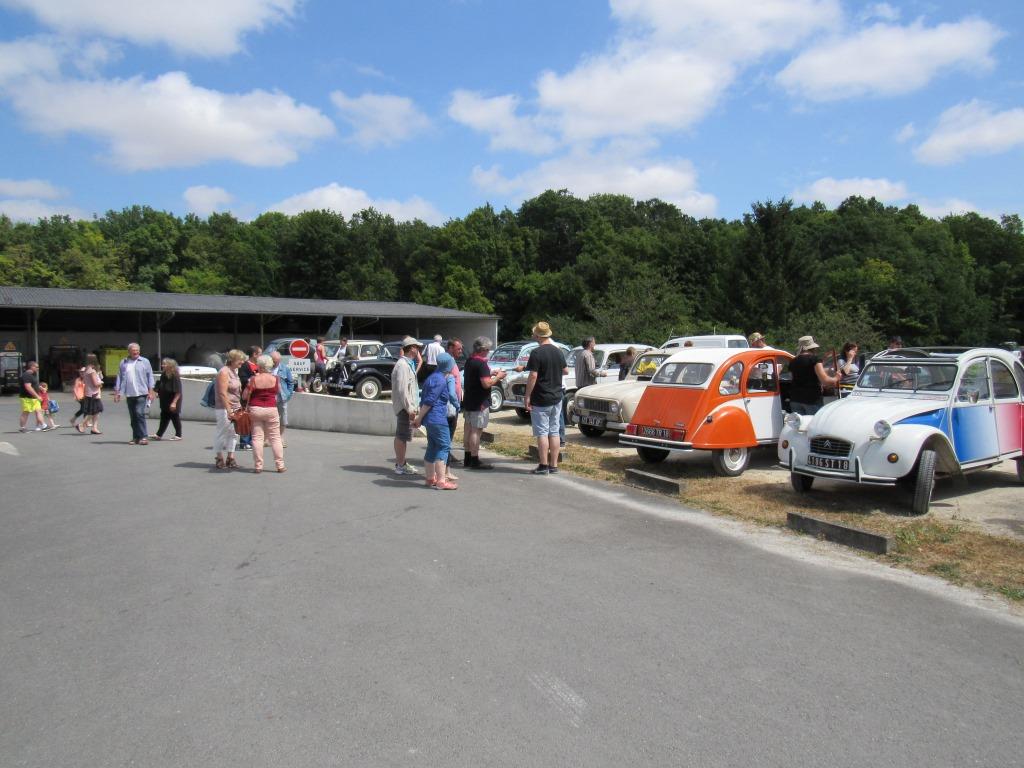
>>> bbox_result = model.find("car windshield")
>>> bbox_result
[631,353,670,379]
[490,344,526,364]
[653,361,715,386]
[856,362,958,392]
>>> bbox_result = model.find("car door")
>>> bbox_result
[743,354,782,441]
[951,359,998,463]
[990,358,1023,457]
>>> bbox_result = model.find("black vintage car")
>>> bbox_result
[326,342,403,400]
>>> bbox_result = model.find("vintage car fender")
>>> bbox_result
[688,403,756,449]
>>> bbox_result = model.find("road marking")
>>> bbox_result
[0,441,20,456]
[528,672,587,728]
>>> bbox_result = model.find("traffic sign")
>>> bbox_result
[289,339,310,358]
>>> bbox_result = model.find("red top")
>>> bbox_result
[248,381,279,408]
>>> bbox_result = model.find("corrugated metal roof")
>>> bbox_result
[0,286,497,319]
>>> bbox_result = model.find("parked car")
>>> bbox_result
[779,347,1024,514]
[326,344,402,400]
[569,350,674,437]
[504,342,653,421]
[620,347,794,475]
[486,340,571,412]
[661,334,749,349]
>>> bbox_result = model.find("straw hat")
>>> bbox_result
[532,321,553,338]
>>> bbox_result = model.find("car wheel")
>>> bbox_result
[1017,457,1024,483]
[910,449,937,515]
[579,424,605,438]
[791,472,814,492]
[357,378,381,400]
[489,387,503,412]
[637,447,669,464]
[711,447,750,477]
[514,408,530,421]
[310,378,324,394]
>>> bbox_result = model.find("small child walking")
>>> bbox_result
[38,382,58,431]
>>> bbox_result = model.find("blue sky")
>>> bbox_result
[1,0,1022,226]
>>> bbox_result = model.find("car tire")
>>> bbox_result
[357,377,381,400]
[637,447,669,464]
[310,378,324,394]
[791,472,814,492]
[1017,457,1024,483]
[489,388,503,412]
[711,447,750,477]
[515,408,530,421]
[910,449,937,515]
[579,424,605,438]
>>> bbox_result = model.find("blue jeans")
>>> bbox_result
[126,395,148,441]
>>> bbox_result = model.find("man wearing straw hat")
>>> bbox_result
[523,321,569,474]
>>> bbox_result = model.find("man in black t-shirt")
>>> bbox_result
[463,336,506,469]
[524,321,568,474]
[18,360,46,432]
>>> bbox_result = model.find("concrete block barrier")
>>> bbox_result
[786,512,894,555]
[624,468,685,495]
[177,377,395,436]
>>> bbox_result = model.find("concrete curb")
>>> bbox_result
[480,430,495,444]
[527,444,565,463]
[624,468,685,495]
[786,512,894,555]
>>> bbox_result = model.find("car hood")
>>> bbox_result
[575,379,646,401]
[808,394,948,437]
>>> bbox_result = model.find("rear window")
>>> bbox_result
[490,344,526,364]
[631,353,669,379]
[653,361,714,386]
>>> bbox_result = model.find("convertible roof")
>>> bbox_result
[870,347,1017,363]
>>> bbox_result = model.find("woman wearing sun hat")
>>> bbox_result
[787,335,841,415]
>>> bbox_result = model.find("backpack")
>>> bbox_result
[200,380,216,408]
[73,376,85,401]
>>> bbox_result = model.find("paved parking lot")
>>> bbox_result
[2,398,1022,767]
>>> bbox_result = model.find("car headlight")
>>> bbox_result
[608,402,620,414]
[347,361,357,372]
[784,412,802,429]
[873,419,892,439]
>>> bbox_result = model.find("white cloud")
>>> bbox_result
[471,144,717,217]
[267,182,445,224]
[0,177,63,199]
[537,44,735,141]
[330,90,431,149]
[914,100,1024,165]
[0,198,86,222]
[1,0,299,57]
[448,90,556,154]
[610,0,840,59]
[792,176,908,206]
[860,3,900,23]
[916,197,998,221]
[6,71,334,170]
[895,122,916,143]
[0,38,61,85]
[777,19,1003,101]
[184,185,233,217]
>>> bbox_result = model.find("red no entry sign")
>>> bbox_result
[289,339,310,358]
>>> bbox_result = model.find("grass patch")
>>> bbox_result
[480,421,1024,606]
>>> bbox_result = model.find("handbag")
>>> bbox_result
[231,408,253,437]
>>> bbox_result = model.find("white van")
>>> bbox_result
[661,334,749,349]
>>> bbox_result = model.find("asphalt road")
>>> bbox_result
[1,400,1022,767]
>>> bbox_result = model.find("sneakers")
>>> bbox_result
[394,463,420,475]
[547,467,560,474]
[531,464,549,475]
[169,436,183,441]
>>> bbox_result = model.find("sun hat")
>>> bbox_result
[436,353,455,374]
[796,335,819,352]
[532,321,553,338]
[401,336,424,348]
[748,332,765,344]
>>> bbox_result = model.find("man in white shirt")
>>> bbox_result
[113,342,156,445]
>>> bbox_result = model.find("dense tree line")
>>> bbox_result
[1,191,1022,353]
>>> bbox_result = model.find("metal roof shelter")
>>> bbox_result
[0,286,499,363]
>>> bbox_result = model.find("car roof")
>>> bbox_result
[662,347,790,367]
[661,334,748,348]
[575,343,651,353]
[869,347,1020,365]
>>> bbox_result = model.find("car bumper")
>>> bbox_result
[572,412,628,431]
[781,446,898,485]
[618,434,694,452]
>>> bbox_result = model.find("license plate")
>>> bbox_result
[641,426,671,438]
[581,415,606,427]
[808,455,850,471]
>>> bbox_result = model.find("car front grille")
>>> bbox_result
[575,397,614,414]
[810,437,852,457]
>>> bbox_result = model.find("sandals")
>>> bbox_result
[225,456,239,469]
[434,480,458,491]
[74,424,84,433]
[277,466,287,473]
[215,456,226,470]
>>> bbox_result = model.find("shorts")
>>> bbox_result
[20,397,41,413]
[465,409,489,429]
[530,403,562,437]
[395,409,413,442]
